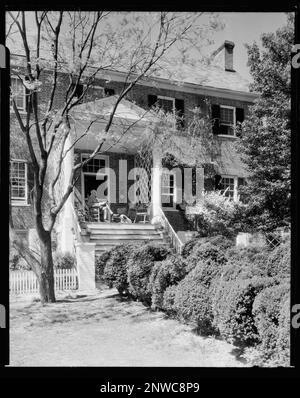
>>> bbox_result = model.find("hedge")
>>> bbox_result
[103,244,137,295]
[149,254,187,310]
[127,244,170,305]
[212,276,276,346]
[253,281,290,364]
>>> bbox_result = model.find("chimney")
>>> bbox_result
[224,40,235,72]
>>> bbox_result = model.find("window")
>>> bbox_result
[157,96,175,115]
[220,105,236,136]
[10,76,26,112]
[10,160,28,205]
[219,176,236,200]
[161,171,176,209]
[104,88,115,97]
[81,155,108,173]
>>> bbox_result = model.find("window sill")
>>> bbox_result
[11,202,30,207]
[10,109,27,115]
[217,134,237,139]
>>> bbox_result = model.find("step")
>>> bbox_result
[88,229,160,236]
[94,236,163,245]
[90,234,162,241]
[86,223,156,230]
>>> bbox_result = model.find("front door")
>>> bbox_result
[161,171,176,209]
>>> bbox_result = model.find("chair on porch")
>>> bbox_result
[133,202,151,224]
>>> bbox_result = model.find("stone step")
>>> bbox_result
[90,234,162,241]
[86,223,155,230]
[88,229,160,236]
[93,236,163,245]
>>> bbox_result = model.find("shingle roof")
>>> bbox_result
[151,61,251,92]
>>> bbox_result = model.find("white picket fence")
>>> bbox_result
[10,269,78,295]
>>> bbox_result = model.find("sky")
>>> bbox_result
[212,12,288,80]
[6,11,289,83]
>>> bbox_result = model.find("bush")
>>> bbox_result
[265,238,290,278]
[53,252,76,269]
[181,235,233,259]
[149,255,187,310]
[162,285,178,315]
[253,282,290,364]
[95,251,111,281]
[185,191,247,237]
[212,276,276,346]
[127,244,170,305]
[186,241,228,273]
[276,293,290,366]
[163,258,223,334]
[103,244,136,295]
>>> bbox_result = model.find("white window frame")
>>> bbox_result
[80,153,110,203]
[219,105,236,137]
[10,76,26,114]
[219,175,238,202]
[157,95,176,116]
[161,169,177,210]
[10,159,28,206]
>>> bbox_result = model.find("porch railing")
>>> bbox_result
[157,206,184,254]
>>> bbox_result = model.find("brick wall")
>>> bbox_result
[10,59,254,230]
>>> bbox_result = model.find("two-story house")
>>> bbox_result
[10,40,258,256]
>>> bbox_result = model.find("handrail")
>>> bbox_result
[157,206,184,254]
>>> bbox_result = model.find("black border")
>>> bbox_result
[0,0,299,384]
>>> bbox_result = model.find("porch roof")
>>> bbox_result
[70,96,159,153]
[71,95,159,125]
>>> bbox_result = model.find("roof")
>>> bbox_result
[71,95,159,126]
[11,53,253,96]
[151,58,251,93]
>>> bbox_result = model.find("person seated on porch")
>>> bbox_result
[87,190,108,222]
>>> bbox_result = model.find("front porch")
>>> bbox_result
[56,96,186,256]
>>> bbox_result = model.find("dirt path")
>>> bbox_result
[9,287,246,367]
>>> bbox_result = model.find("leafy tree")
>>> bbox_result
[236,14,293,231]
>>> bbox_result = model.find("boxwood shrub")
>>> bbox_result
[149,254,187,310]
[253,281,290,363]
[212,276,276,346]
[181,235,233,259]
[95,251,111,281]
[163,258,224,334]
[103,244,137,296]
[127,244,170,305]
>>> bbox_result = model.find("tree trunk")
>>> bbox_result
[37,232,56,304]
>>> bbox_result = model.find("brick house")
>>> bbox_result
[10,40,258,259]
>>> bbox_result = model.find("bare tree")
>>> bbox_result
[7,11,221,303]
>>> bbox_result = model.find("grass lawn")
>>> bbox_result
[9,286,247,367]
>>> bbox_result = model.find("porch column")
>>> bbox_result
[60,133,75,255]
[151,141,162,219]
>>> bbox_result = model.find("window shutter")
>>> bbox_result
[175,98,185,128]
[236,107,245,123]
[237,177,246,202]
[211,104,220,135]
[237,177,245,186]
[214,174,222,189]
[148,94,158,108]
